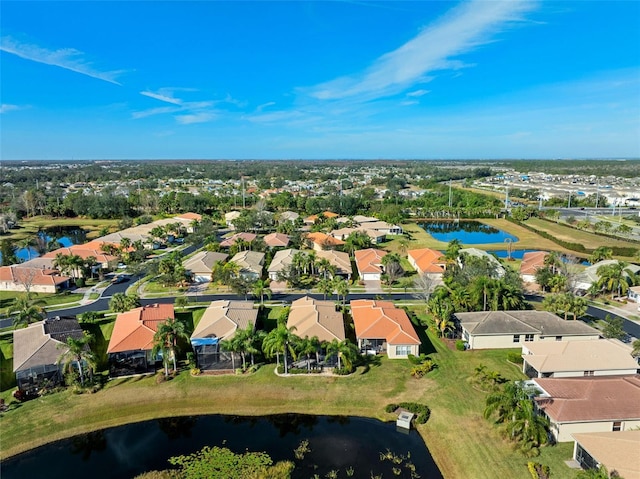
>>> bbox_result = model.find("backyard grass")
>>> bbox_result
[524,218,638,255]
[0,316,577,478]
[0,292,84,316]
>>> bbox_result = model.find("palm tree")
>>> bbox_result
[316,258,334,280]
[18,237,34,262]
[445,239,462,262]
[297,336,320,372]
[326,339,358,372]
[252,279,272,306]
[589,246,613,264]
[397,237,409,255]
[152,316,189,376]
[597,261,634,299]
[219,336,241,371]
[333,277,350,308]
[262,322,298,374]
[470,276,494,311]
[381,253,404,286]
[57,332,96,386]
[317,278,334,300]
[232,323,264,369]
[12,296,46,329]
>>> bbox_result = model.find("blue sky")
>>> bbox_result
[1,1,639,160]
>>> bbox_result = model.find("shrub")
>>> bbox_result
[455,340,466,351]
[75,277,85,288]
[507,352,523,364]
[190,368,201,376]
[407,354,422,365]
[384,402,431,424]
[332,367,352,375]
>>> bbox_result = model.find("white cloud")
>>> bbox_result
[255,101,276,112]
[1,36,125,85]
[132,106,181,119]
[175,112,216,124]
[0,104,23,114]
[407,89,430,97]
[140,90,183,105]
[306,0,537,101]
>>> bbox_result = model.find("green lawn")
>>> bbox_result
[0,292,84,316]
[0,306,578,478]
[524,218,638,256]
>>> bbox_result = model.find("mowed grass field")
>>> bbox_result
[387,218,576,255]
[0,319,575,479]
[524,218,639,253]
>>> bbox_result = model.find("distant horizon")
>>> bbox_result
[2,1,639,159]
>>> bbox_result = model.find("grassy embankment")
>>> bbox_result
[0,292,84,318]
[524,218,638,259]
[387,219,574,255]
[0,305,574,478]
[2,217,120,242]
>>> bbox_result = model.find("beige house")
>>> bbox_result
[572,430,640,479]
[350,299,421,358]
[522,339,639,378]
[315,249,352,279]
[287,296,345,343]
[190,300,258,370]
[533,375,640,442]
[0,266,70,293]
[267,248,301,281]
[225,211,242,229]
[183,251,228,283]
[457,310,601,350]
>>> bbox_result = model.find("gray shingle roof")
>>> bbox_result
[456,310,600,336]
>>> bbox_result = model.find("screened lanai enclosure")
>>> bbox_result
[191,337,238,371]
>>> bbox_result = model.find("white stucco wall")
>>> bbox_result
[552,419,640,443]
[386,343,420,359]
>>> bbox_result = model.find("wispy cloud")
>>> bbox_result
[140,89,183,105]
[175,112,216,124]
[1,36,125,85]
[407,89,430,97]
[306,0,537,101]
[0,104,24,114]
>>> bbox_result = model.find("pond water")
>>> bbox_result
[420,220,518,244]
[1,414,442,479]
[4,226,86,263]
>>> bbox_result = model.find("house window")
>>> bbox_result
[525,334,534,342]
[555,336,562,341]
[395,345,411,356]
[613,421,622,432]
[513,335,520,343]
[583,370,594,376]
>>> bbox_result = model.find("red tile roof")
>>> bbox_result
[350,299,421,345]
[535,375,640,423]
[305,232,345,247]
[0,266,70,286]
[407,248,445,274]
[219,232,257,247]
[107,304,175,353]
[520,251,549,276]
[354,248,387,275]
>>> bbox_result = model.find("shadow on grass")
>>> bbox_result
[358,354,382,375]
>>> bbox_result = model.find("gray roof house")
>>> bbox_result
[13,316,84,393]
[456,310,601,350]
[574,260,640,292]
[229,250,265,280]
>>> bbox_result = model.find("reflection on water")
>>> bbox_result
[2,414,443,479]
[420,220,519,244]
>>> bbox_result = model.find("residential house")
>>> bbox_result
[107,303,175,376]
[358,220,403,236]
[330,227,386,244]
[263,232,290,248]
[229,250,265,280]
[522,339,638,378]
[574,260,640,292]
[519,251,549,283]
[42,242,119,271]
[278,211,299,223]
[267,248,300,281]
[13,316,84,393]
[350,299,421,358]
[190,300,258,370]
[183,251,229,283]
[0,266,70,293]
[304,211,339,225]
[287,296,345,343]
[305,232,345,251]
[225,211,242,229]
[459,248,506,277]
[352,215,378,224]
[175,212,202,232]
[354,248,387,281]
[407,248,446,277]
[219,232,257,248]
[533,375,640,442]
[456,310,601,350]
[315,250,352,279]
[628,285,640,303]
[572,430,640,478]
